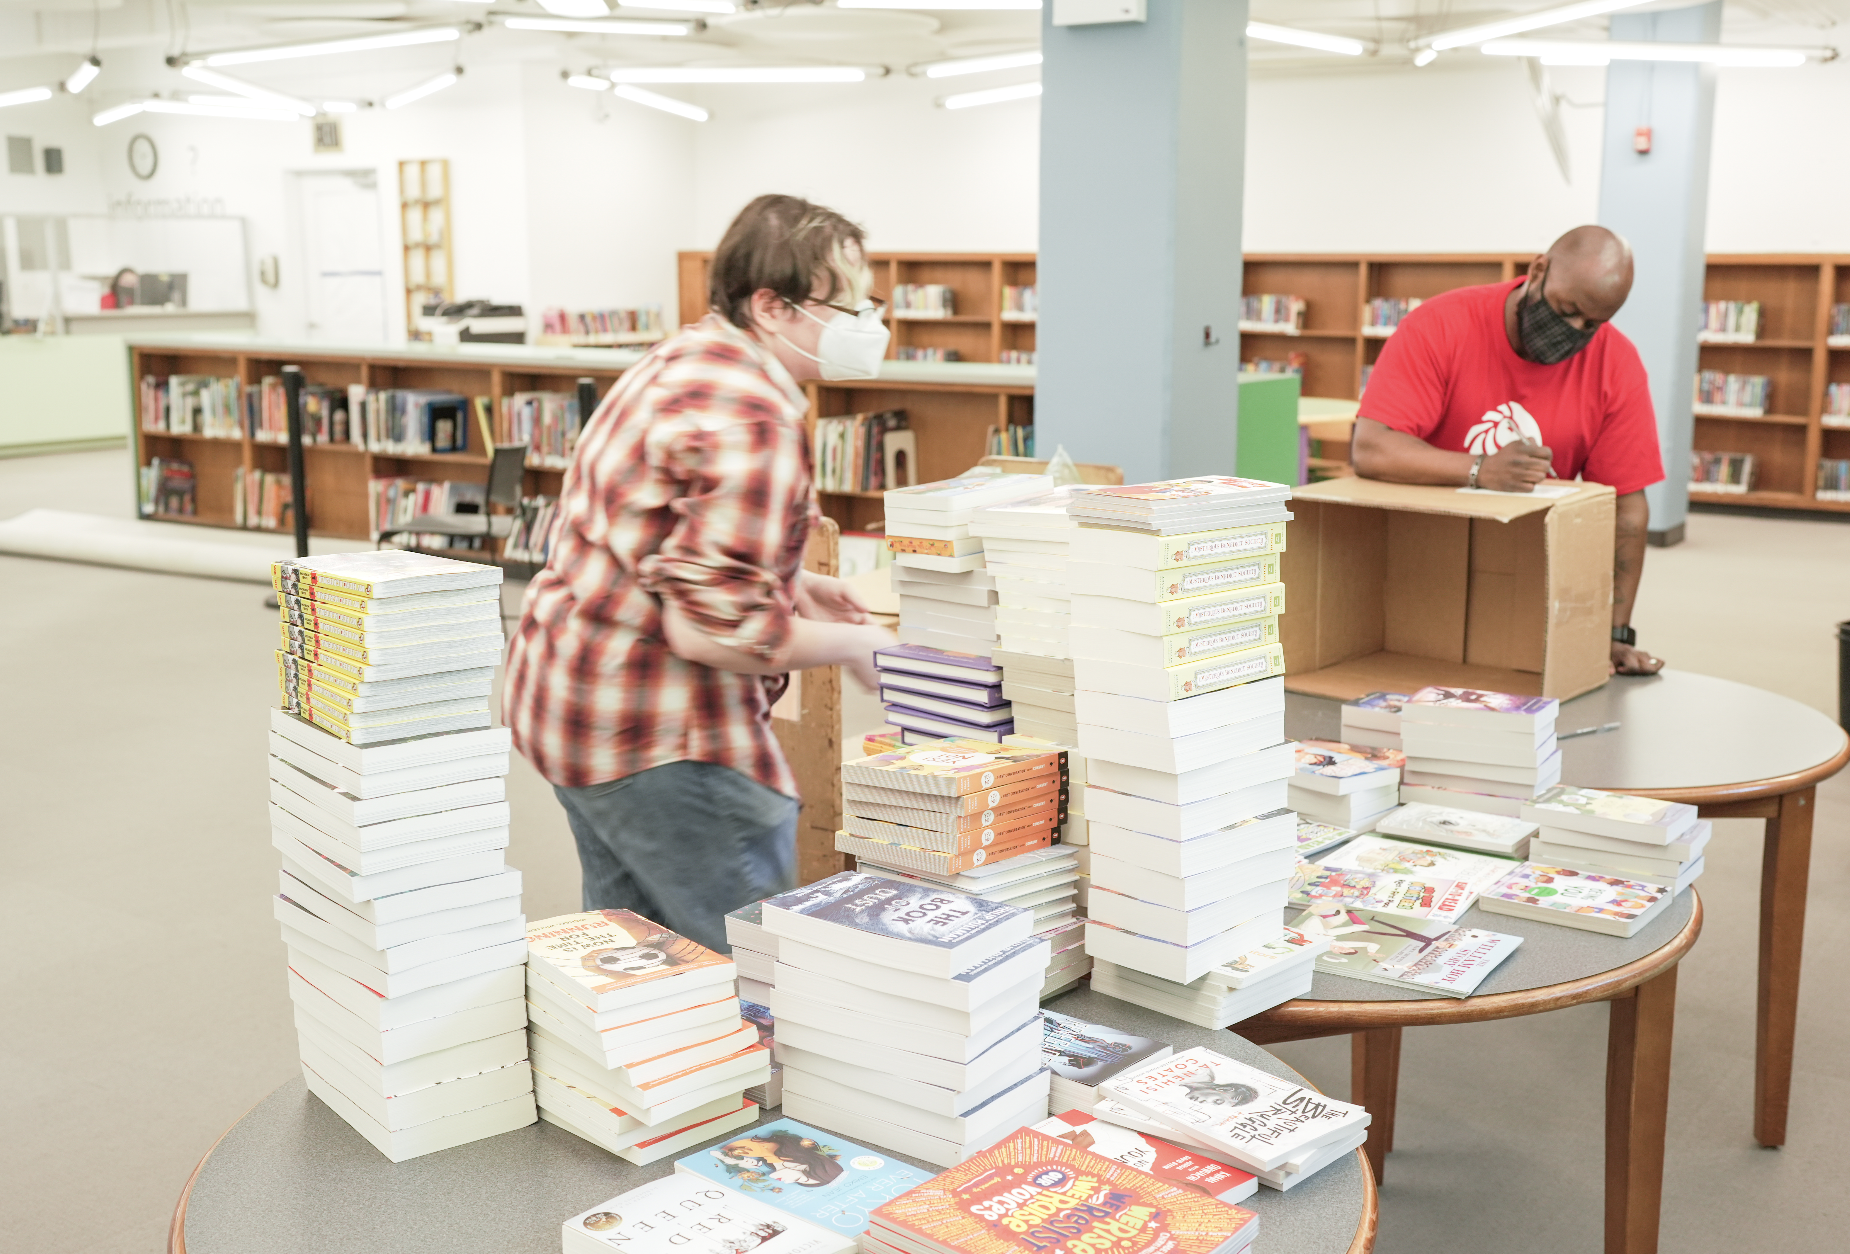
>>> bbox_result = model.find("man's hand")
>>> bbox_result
[1611,640,1663,676]
[794,571,871,624]
[1476,440,1553,492]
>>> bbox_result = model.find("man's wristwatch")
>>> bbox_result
[1467,454,1486,490]
[1612,625,1637,647]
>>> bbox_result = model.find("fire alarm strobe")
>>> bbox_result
[1633,126,1653,154]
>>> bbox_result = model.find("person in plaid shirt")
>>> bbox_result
[505,195,895,951]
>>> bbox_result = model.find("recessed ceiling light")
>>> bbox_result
[939,80,1041,109]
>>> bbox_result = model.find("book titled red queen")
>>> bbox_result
[866,1127,1258,1254]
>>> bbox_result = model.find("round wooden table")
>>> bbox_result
[171,987,1377,1254]
[1289,668,1847,1147]
[1240,891,1701,1254]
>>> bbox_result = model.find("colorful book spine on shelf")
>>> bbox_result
[1818,459,1850,501]
[1238,294,1305,333]
[1697,299,1760,342]
[234,467,295,532]
[891,284,955,319]
[1831,303,1850,341]
[896,347,960,362]
[138,457,196,518]
[505,495,563,563]
[496,391,581,469]
[348,388,474,456]
[139,374,242,438]
[1243,355,1305,377]
[1363,296,1420,335]
[985,424,1035,458]
[538,305,664,345]
[1001,284,1038,321]
[1692,371,1769,417]
[367,477,488,548]
[999,349,1037,365]
[1689,450,1755,494]
[812,410,909,495]
[1824,382,1850,424]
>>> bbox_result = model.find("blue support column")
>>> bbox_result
[1597,2,1721,546]
[1035,0,1249,485]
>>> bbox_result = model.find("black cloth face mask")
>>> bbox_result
[1518,269,1598,364]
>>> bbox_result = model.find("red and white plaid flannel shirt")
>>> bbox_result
[503,314,814,797]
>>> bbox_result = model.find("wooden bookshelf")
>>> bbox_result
[399,159,454,343]
[129,338,637,547]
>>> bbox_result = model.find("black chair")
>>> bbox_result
[377,444,527,549]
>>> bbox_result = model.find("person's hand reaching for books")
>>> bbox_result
[795,571,871,624]
[1477,440,1553,492]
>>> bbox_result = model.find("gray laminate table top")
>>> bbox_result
[1287,668,1846,794]
[182,988,1369,1254]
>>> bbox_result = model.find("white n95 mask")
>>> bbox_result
[780,302,890,380]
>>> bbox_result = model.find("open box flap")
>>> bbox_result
[1292,477,1612,521]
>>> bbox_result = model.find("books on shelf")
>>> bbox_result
[1241,355,1305,377]
[139,373,242,437]
[1363,296,1420,336]
[497,390,581,469]
[1690,450,1755,494]
[814,410,909,494]
[504,495,562,563]
[1001,284,1038,322]
[1817,459,1850,500]
[899,346,961,363]
[233,468,295,532]
[354,388,474,455]
[563,1175,856,1254]
[998,349,1037,365]
[1692,370,1770,417]
[1476,863,1675,937]
[1238,293,1306,335]
[983,423,1034,458]
[367,477,487,548]
[1292,907,1522,998]
[138,456,196,518]
[1697,299,1760,343]
[892,284,955,319]
[538,304,664,346]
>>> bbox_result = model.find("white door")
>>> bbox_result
[295,170,386,343]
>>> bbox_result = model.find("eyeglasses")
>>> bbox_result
[813,294,887,317]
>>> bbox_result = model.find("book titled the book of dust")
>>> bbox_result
[526,910,736,1013]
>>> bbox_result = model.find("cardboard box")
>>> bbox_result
[1280,477,1614,701]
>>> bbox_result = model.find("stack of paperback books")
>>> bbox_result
[1476,862,1677,936]
[1030,1110,1259,1204]
[1295,906,1523,998]
[833,739,1067,876]
[1041,1009,1171,1114]
[1399,686,1561,805]
[874,645,1012,746]
[562,1174,857,1254]
[970,484,1092,742]
[885,474,1052,659]
[723,904,781,1104]
[1006,732,1091,855]
[867,1126,1260,1254]
[1089,925,1330,1029]
[1061,477,1296,988]
[274,551,504,745]
[1521,786,1709,892]
[762,870,1053,1167]
[1094,1045,1370,1191]
[1375,800,1538,857]
[267,552,535,1164]
[1310,832,1519,891]
[524,910,769,1164]
[1288,740,1402,831]
[1339,691,1406,751]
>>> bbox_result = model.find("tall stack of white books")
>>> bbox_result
[884,474,1052,660]
[1399,687,1562,806]
[268,551,535,1163]
[524,911,769,1164]
[971,484,1091,741]
[763,871,1054,1168]
[1089,924,1331,1030]
[1062,477,1299,990]
[722,902,782,1107]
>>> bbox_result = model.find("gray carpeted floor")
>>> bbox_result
[2,450,1846,1253]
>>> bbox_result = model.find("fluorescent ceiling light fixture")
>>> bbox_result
[539,0,611,14]
[64,57,102,94]
[198,26,461,67]
[1248,22,1373,56]
[912,51,1041,78]
[181,64,318,115]
[385,70,461,109]
[617,0,734,11]
[613,83,709,120]
[1481,38,1813,67]
[1417,1,1652,53]
[93,98,301,125]
[566,73,612,90]
[322,100,360,112]
[1413,48,1439,67]
[840,1,1040,8]
[0,86,54,109]
[503,16,693,35]
[940,79,1041,109]
[608,65,866,82]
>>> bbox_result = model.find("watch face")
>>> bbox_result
[128,133,158,180]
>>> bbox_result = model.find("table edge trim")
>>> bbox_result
[1601,737,1849,804]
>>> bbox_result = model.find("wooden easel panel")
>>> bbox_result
[772,517,847,884]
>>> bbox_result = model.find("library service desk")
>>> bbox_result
[171,988,1376,1254]
[1288,667,1848,1150]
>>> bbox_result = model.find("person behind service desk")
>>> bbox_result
[503,194,896,952]
[1350,225,1666,676]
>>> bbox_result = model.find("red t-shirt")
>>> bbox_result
[1359,279,1664,496]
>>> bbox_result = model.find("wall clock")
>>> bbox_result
[128,133,158,180]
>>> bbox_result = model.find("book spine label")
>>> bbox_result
[1155,554,1280,602]
[1165,582,1286,632]
[886,536,962,557]
[1164,616,1281,665]
[1155,522,1288,570]
[274,563,377,599]
[1166,644,1284,699]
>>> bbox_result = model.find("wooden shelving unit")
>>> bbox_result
[399,159,454,342]
[130,339,634,547]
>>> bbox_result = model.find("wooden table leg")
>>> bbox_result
[1756,787,1815,1148]
[1605,965,1678,1254]
[1351,1026,1402,1185]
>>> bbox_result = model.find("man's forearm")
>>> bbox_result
[1351,417,1475,484]
[661,604,878,676]
[1612,490,1649,627]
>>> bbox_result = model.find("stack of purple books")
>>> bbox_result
[875,644,1014,745]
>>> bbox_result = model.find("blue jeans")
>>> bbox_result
[553,760,798,954]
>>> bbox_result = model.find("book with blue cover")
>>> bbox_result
[760,871,1034,977]
[673,1118,933,1238]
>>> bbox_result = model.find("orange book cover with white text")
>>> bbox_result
[870,1127,1258,1254]
[527,910,733,999]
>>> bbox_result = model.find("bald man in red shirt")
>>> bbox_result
[1352,226,1665,676]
